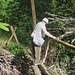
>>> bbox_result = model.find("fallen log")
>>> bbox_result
[38,64,51,75]
[32,65,42,75]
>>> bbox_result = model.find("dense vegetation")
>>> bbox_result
[0,0,75,74]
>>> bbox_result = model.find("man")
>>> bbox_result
[31,18,56,65]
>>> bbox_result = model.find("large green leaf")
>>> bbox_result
[0,23,10,26]
[0,23,10,31]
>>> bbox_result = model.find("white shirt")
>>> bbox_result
[31,21,56,46]
[31,21,55,38]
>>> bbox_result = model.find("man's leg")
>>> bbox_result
[34,46,41,64]
[31,37,41,65]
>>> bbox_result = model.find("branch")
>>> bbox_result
[46,12,66,18]
[10,26,19,44]
[47,28,75,32]
[7,27,17,47]
[58,31,75,40]
[71,39,75,44]
[49,37,75,49]
[43,39,50,64]
[38,64,50,75]
[46,12,75,26]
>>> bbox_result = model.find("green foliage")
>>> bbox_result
[0,0,32,45]
[72,56,75,63]
[8,44,25,57]
[16,26,31,45]
[0,0,74,45]
[0,0,74,74]
[55,43,75,71]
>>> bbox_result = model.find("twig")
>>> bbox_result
[0,65,10,74]
[58,31,75,40]
[71,39,75,44]
[43,39,50,64]
[47,65,55,70]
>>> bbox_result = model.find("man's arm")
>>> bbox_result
[42,25,56,38]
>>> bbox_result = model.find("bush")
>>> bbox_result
[8,44,25,57]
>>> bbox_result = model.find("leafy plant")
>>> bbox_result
[72,56,75,63]
[8,44,25,57]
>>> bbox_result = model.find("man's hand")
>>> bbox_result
[57,37,60,40]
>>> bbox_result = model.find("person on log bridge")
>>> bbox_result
[31,18,56,65]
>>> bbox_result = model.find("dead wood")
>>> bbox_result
[7,27,17,47]
[38,64,51,75]
[0,49,21,75]
[45,12,75,28]
[32,65,42,75]
[10,26,19,44]
[58,31,75,40]
[25,48,51,75]
[0,49,33,75]
[43,39,50,64]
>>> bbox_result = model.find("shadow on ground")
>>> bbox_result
[11,55,33,75]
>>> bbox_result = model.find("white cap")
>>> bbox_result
[42,18,48,24]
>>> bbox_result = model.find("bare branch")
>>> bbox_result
[71,39,75,44]
[58,31,75,40]
[43,39,50,64]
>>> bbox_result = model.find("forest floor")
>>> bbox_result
[0,37,74,75]
[0,36,34,75]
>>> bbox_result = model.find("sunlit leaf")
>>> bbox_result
[0,23,10,26]
[0,25,9,31]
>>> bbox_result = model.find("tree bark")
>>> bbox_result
[52,0,55,14]
[31,0,36,30]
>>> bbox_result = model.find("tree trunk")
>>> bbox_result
[31,0,36,30]
[52,0,55,14]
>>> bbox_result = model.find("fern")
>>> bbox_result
[0,23,10,31]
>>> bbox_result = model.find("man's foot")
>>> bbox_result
[34,62,43,66]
